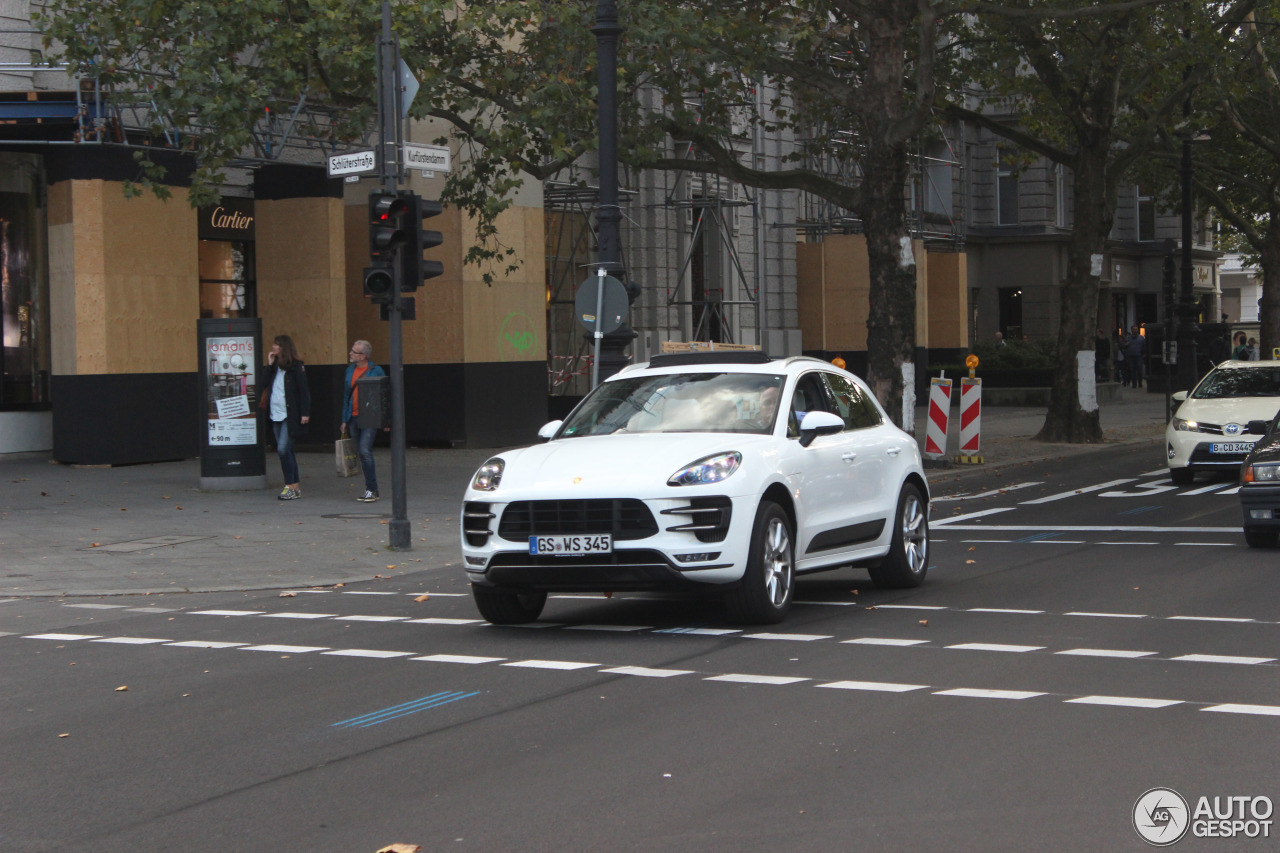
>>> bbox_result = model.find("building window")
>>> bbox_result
[199,241,256,319]
[999,287,1023,340]
[997,149,1018,226]
[0,153,49,407]
[1137,185,1156,241]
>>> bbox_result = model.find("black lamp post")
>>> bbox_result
[1175,104,1200,393]
[590,0,636,380]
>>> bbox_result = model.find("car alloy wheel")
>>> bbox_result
[726,501,794,624]
[869,482,929,589]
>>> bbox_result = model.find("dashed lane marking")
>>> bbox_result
[946,643,1045,653]
[412,654,505,664]
[18,631,1280,718]
[91,637,171,645]
[334,615,408,623]
[706,674,809,685]
[405,618,483,626]
[818,680,928,693]
[842,638,929,647]
[565,624,653,632]
[1171,654,1275,665]
[1019,479,1137,504]
[1056,648,1157,659]
[600,665,696,678]
[743,632,833,642]
[260,612,338,620]
[502,659,598,670]
[1066,696,1183,709]
[935,688,1045,700]
[191,610,265,617]
[1065,611,1146,619]
[63,603,128,610]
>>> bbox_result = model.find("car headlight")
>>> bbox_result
[668,451,742,486]
[1243,462,1280,483]
[1172,418,1202,432]
[471,457,505,491]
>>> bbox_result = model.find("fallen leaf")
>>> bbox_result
[115,686,129,692]
[414,594,430,602]
[279,592,297,598]
[174,507,184,512]
[965,559,976,564]
[234,536,243,540]
[333,583,346,588]
[377,845,422,853]
[603,591,613,599]
[918,620,929,626]
[850,589,859,595]
[968,546,976,551]
[58,733,70,738]
[90,543,101,548]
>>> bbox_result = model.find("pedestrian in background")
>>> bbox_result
[1123,325,1147,388]
[263,335,310,500]
[1231,331,1249,360]
[342,340,386,503]
[1246,337,1260,361]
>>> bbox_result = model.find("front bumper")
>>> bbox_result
[1240,484,1280,529]
[461,494,751,591]
[1166,429,1257,473]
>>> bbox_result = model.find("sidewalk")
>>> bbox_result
[1,388,1168,598]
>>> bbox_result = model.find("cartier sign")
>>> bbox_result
[198,197,256,241]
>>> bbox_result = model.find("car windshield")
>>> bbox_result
[558,372,786,437]
[1192,367,1280,399]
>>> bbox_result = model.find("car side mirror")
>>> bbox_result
[1171,391,1188,402]
[537,420,563,441]
[798,410,844,447]
[1246,420,1271,436]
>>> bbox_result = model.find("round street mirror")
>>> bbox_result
[575,275,629,336]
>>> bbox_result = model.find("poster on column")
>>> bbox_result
[206,336,258,446]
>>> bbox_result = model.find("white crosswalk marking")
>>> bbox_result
[1066,696,1182,709]
[818,680,928,693]
[934,688,1045,700]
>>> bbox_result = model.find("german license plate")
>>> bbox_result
[1210,442,1254,454]
[529,534,613,555]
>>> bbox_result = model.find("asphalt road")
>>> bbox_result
[3,443,1278,852]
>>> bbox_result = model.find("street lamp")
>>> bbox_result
[590,0,637,381]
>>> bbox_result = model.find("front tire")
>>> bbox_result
[1244,527,1278,548]
[471,586,548,624]
[868,482,930,589]
[725,501,794,624]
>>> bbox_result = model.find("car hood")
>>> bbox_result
[476,433,779,498]
[1175,397,1280,427]
[1245,432,1280,465]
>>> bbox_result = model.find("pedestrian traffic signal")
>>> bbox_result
[363,262,395,305]
[368,191,410,260]
[400,194,445,292]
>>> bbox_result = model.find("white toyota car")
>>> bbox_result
[460,352,930,625]
[1167,360,1280,484]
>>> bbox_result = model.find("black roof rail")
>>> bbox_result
[646,351,775,368]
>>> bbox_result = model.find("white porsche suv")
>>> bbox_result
[460,352,930,625]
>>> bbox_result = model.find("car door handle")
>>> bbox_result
[842,452,857,463]
[887,447,902,456]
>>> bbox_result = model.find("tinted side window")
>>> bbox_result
[787,372,836,438]
[824,373,882,429]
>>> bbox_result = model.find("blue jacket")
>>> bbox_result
[342,361,386,424]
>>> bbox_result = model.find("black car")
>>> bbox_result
[1239,411,1280,547]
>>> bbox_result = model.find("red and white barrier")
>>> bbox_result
[958,377,982,459]
[924,377,953,458]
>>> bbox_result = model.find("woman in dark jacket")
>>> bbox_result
[262,335,311,500]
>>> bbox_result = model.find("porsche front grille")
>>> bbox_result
[497,499,659,542]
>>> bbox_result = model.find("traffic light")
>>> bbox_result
[368,190,410,260]
[400,193,445,292]
[363,262,395,305]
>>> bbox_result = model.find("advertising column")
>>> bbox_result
[198,318,266,489]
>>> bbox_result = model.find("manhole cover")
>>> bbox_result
[321,513,392,520]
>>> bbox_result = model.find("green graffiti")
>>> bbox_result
[498,312,539,361]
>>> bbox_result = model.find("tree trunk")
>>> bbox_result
[857,8,916,431]
[1037,153,1107,443]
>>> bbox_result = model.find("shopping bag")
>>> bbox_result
[335,437,360,477]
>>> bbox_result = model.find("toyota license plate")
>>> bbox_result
[1210,442,1254,454]
[529,534,613,555]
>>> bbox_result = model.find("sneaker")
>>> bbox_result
[278,487,301,501]
[357,490,379,502]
